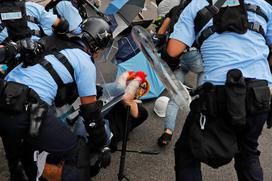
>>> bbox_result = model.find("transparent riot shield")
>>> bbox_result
[131,25,191,112]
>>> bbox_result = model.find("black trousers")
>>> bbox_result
[0,109,78,180]
[174,112,268,181]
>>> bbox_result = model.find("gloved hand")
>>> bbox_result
[16,38,44,56]
[153,34,167,51]
[98,147,111,168]
[16,38,44,67]
[4,41,18,61]
[0,41,18,64]
[80,101,108,150]
[2,41,20,68]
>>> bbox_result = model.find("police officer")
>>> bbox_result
[0,16,112,181]
[0,0,69,43]
[0,0,69,73]
[45,0,83,34]
[164,0,272,180]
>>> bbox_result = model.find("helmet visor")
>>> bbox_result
[94,37,116,63]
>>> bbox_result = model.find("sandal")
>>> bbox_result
[157,132,172,146]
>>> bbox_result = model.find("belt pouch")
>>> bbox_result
[194,82,218,117]
[0,81,29,113]
[246,79,270,114]
[200,91,217,117]
[225,69,246,127]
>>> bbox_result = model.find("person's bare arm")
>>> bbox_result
[167,38,187,57]
[157,17,171,35]
[80,95,97,104]
[122,94,139,118]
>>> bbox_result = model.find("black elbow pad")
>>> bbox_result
[54,19,69,34]
[161,46,180,71]
[80,101,103,123]
[80,101,107,150]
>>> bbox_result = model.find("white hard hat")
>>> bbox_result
[153,96,170,118]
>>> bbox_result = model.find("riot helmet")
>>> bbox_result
[80,17,112,53]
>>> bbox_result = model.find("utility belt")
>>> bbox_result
[190,70,271,128]
[188,69,271,168]
[0,79,48,137]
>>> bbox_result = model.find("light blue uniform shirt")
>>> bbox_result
[54,1,82,32]
[170,0,272,85]
[0,2,58,43]
[5,48,97,105]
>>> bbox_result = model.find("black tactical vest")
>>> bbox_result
[0,1,45,42]
[34,36,85,107]
[194,0,268,48]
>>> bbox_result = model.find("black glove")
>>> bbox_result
[80,101,107,150]
[96,85,103,99]
[16,38,44,56]
[98,147,111,168]
[3,41,18,63]
[153,34,167,52]
[5,41,18,55]
[16,38,44,67]
[1,41,20,69]
[161,45,180,71]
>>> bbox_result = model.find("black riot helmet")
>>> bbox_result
[80,17,112,53]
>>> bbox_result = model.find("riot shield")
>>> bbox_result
[131,25,191,111]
